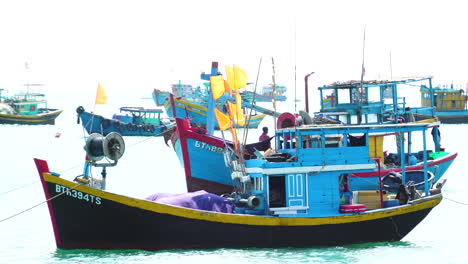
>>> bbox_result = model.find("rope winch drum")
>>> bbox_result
[85,132,125,165]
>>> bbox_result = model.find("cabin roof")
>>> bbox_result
[277,122,433,135]
[421,86,466,93]
[119,107,163,113]
[319,76,433,90]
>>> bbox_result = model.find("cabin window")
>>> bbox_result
[301,135,321,148]
[321,90,337,108]
[337,89,350,104]
[324,135,343,147]
[348,134,367,146]
[368,86,380,102]
[367,114,378,123]
[452,100,456,108]
[351,87,366,103]
[269,176,286,208]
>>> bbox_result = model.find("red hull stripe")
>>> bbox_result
[33,158,62,246]
[353,152,457,177]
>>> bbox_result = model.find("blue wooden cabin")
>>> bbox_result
[316,77,436,125]
[238,123,433,217]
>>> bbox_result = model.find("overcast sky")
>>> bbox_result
[0,0,466,111]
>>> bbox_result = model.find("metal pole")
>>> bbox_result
[304,72,315,113]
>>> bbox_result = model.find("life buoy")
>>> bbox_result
[101,119,111,129]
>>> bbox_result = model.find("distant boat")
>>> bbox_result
[240,83,287,103]
[152,90,266,129]
[413,84,468,124]
[0,91,62,125]
[33,121,447,250]
[152,63,273,130]
[76,106,175,136]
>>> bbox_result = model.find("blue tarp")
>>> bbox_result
[145,190,235,213]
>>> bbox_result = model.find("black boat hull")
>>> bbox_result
[35,159,441,250]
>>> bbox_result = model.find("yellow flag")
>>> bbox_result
[229,127,238,151]
[95,82,108,105]
[210,76,225,100]
[214,108,231,130]
[225,65,248,91]
[235,92,245,126]
[233,65,248,89]
[224,79,231,94]
[225,66,235,92]
[227,92,245,126]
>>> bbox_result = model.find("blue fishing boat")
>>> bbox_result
[0,91,63,125]
[413,84,468,124]
[171,117,271,194]
[76,106,174,136]
[172,115,456,195]
[33,121,446,250]
[169,73,456,195]
[153,92,267,129]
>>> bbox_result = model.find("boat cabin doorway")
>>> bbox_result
[268,176,286,208]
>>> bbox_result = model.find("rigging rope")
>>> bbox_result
[0,182,38,197]
[444,196,468,206]
[0,127,160,198]
[0,182,81,223]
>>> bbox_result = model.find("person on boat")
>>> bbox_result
[259,127,269,141]
[431,127,442,151]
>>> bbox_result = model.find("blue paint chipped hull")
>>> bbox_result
[78,111,174,137]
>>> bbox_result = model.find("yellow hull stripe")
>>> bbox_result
[0,110,63,121]
[44,173,440,226]
[413,117,439,124]
[164,99,266,124]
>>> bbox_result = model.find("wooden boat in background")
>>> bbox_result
[152,62,272,130]
[413,84,468,124]
[76,106,174,136]
[240,83,287,103]
[153,91,267,129]
[0,91,62,125]
[34,122,446,250]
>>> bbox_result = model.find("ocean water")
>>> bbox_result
[0,97,467,264]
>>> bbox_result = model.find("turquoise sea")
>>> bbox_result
[0,93,467,264]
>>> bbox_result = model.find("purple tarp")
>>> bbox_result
[145,190,235,213]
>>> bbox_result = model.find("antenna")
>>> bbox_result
[294,16,297,113]
[358,25,366,125]
[389,49,393,79]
